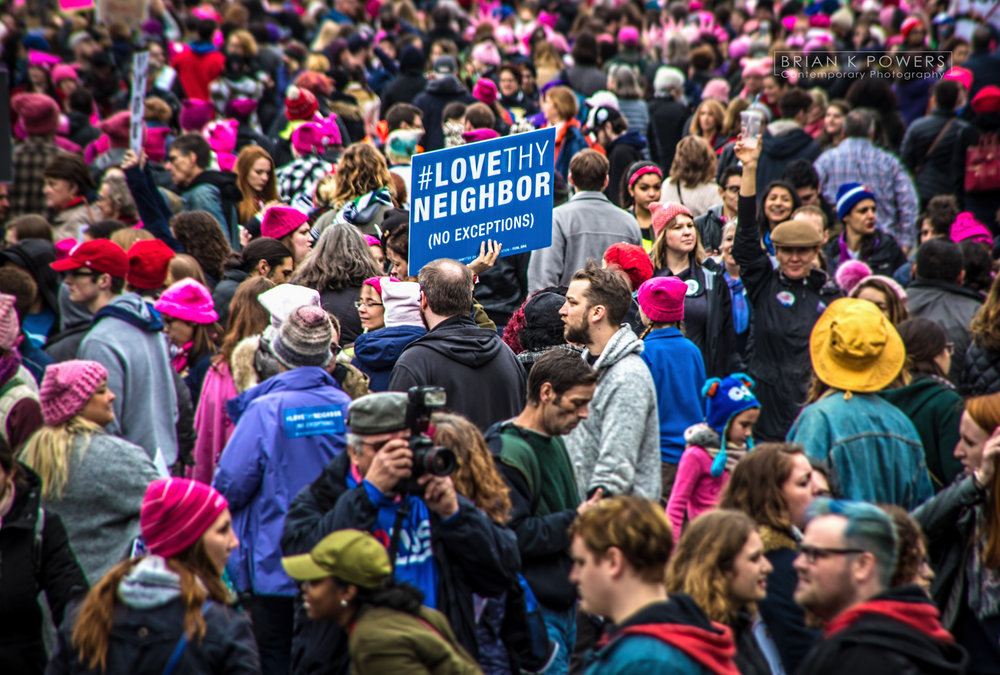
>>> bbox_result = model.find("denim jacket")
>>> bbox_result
[787,391,933,509]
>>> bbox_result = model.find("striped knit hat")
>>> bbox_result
[272,305,334,369]
[836,183,876,220]
[141,478,228,558]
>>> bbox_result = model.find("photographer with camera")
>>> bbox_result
[282,390,521,673]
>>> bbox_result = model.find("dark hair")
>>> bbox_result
[385,103,422,133]
[922,195,960,237]
[719,164,743,186]
[571,261,632,326]
[385,223,409,259]
[960,240,993,294]
[86,219,127,240]
[234,237,292,274]
[915,238,963,282]
[881,504,927,588]
[896,317,948,379]
[170,211,232,281]
[781,159,819,190]
[5,214,53,242]
[499,63,522,81]
[442,101,467,121]
[778,88,813,119]
[757,180,802,234]
[465,102,495,130]
[526,349,598,404]
[216,276,273,366]
[569,150,610,192]
[43,154,95,192]
[571,31,599,66]
[418,259,474,317]
[0,266,36,319]
[348,579,424,616]
[68,88,94,115]
[933,79,961,111]
[619,160,662,210]
[197,18,217,42]
[0,434,29,496]
[170,134,213,169]
[719,443,806,533]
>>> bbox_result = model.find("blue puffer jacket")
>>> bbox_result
[213,367,350,596]
[787,391,933,509]
[352,325,426,392]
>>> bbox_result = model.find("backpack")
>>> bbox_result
[965,132,1000,193]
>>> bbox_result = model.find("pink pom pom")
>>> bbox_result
[834,260,873,295]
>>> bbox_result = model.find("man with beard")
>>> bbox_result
[559,262,660,501]
[388,258,525,430]
[793,498,967,674]
[488,349,603,673]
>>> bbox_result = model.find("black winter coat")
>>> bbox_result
[474,253,530,327]
[900,110,970,207]
[755,123,821,196]
[733,195,843,440]
[795,585,968,675]
[729,610,772,675]
[960,340,1000,397]
[605,130,646,207]
[48,598,260,674]
[413,76,477,151]
[0,466,88,675]
[647,96,689,171]
[822,229,909,279]
[281,451,522,670]
[388,315,527,431]
[379,72,428,117]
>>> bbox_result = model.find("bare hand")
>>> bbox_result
[733,134,761,166]
[364,439,412,494]
[121,149,140,170]
[974,427,1000,487]
[467,240,502,275]
[577,487,603,515]
[420,474,459,519]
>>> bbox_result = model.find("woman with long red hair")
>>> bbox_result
[234,146,279,227]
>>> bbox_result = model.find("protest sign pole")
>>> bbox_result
[129,51,150,156]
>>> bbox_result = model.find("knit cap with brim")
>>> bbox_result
[770,219,824,247]
[141,478,228,558]
[0,293,18,351]
[154,278,218,324]
[272,305,334,369]
[39,359,108,426]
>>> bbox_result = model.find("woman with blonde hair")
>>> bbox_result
[313,144,394,238]
[234,146,280,226]
[660,136,722,217]
[48,477,259,673]
[689,98,727,153]
[914,391,1000,670]
[666,509,774,675]
[20,360,163,584]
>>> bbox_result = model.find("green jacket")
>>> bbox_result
[880,376,964,490]
[349,605,483,674]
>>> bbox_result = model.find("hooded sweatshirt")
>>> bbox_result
[796,585,968,675]
[78,293,178,470]
[412,75,477,151]
[352,324,426,391]
[566,326,661,500]
[582,594,740,675]
[388,315,525,431]
[755,120,821,193]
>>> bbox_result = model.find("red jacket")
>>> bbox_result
[171,45,225,101]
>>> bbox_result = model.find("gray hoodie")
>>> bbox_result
[565,326,661,500]
[78,293,179,467]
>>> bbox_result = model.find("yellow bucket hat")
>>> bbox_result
[809,298,905,393]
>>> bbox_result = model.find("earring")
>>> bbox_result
[340,600,348,607]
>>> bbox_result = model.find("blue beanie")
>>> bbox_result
[836,182,876,221]
[703,373,761,442]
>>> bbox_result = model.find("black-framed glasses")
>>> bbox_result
[354,300,383,309]
[796,544,866,564]
[66,268,97,278]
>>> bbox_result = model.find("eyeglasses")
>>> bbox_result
[66,268,97,278]
[354,300,383,309]
[796,544,866,564]
[725,185,741,193]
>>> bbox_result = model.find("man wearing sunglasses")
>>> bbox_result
[793,498,967,674]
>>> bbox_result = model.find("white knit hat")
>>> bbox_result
[258,284,321,329]
[382,281,423,327]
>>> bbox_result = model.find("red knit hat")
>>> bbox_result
[11,93,61,137]
[39,359,109,426]
[141,478,228,558]
[637,276,687,323]
[99,111,132,147]
[127,239,176,290]
[649,201,693,238]
[900,16,923,40]
[972,86,1000,115]
[285,85,319,121]
[154,278,219,324]
[294,71,333,98]
[261,205,309,239]
[604,242,653,291]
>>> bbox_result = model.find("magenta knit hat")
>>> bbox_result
[154,278,219,324]
[39,359,108,426]
[362,276,397,297]
[473,78,499,106]
[834,260,873,295]
[141,478,229,558]
[637,276,687,323]
[649,201,693,238]
[261,205,308,240]
[0,293,20,350]
[951,212,992,245]
[179,99,215,132]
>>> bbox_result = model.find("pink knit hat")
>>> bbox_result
[943,66,973,92]
[362,276,397,297]
[702,78,731,103]
[291,119,342,155]
[471,41,501,67]
[834,260,873,295]
[154,278,219,324]
[144,126,171,163]
[99,111,132,147]
[0,293,19,350]
[951,212,992,245]
[637,277,687,323]
[141,478,229,558]
[649,201,693,238]
[203,119,238,155]
[39,359,109,426]
[179,99,215,132]
[51,64,79,84]
[473,78,499,106]
[261,205,308,240]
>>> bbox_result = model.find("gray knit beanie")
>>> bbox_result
[272,305,334,369]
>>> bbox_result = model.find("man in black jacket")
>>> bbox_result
[794,498,967,675]
[379,45,428,118]
[281,392,520,673]
[488,350,601,675]
[647,66,689,172]
[413,56,476,151]
[389,258,526,430]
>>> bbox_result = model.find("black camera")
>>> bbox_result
[397,386,457,494]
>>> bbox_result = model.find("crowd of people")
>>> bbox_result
[2,0,1000,673]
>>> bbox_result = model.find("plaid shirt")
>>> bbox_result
[276,155,333,211]
[10,139,63,218]
[814,138,920,250]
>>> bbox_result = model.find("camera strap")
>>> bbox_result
[386,499,410,575]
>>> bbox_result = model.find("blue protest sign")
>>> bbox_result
[408,127,555,272]
[283,405,346,439]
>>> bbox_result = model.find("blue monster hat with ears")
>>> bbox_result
[702,373,761,476]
